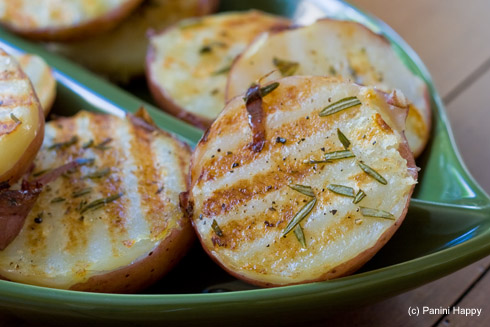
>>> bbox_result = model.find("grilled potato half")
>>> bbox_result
[226,19,431,157]
[189,76,417,287]
[0,111,193,292]
[0,0,144,41]
[49,0,218,82]
[0,48,44,185]
[16,53,56,116]
[146,11,289,129]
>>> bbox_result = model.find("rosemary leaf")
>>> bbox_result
[10,113,20,123]
[353,189,366,204]
[319,96,361,117]
[327,184,355,197]
[212,64,231,75]
[324,150,355,161]
[294,225,307,248]
[72,187,93,198]
[282,197,316,236]
[259,82,280,98]
[273,57,299,77]
[212,219,223,237]
[82,139,94,149]
[83,167,110,180]
[358,162,387,185]
[50,197,66,203]
[304,159,329,164]
[33,169,51,177]
[337,128,351,149]
[288,184,315,197]
[94,138,112,150]
[360,207,395,220]
[48,135,79,150]
[80,192,123,214]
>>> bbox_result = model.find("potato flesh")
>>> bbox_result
[0,51,43,182]
[0,0,129,30]
[148,11,288,121]
[0,112,190,289]
[226,20,430,156]
[16,54,56,115]
[191,77,416,285]
[49,0,215,82]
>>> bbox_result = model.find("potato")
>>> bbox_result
[146,10,290,129]
[16,54,56,116]
[0,111,193,292]
[48,0,219,82]
[187,76,417,287]
[0,0,144,41]
[226,19,431,157]
[0,48,44,185]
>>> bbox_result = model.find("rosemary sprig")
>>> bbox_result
[83,167,110,180]
[358,162,387,185]
[10,113,21,124]
[353,189,366,204]
[94,138,112,150]
[294,225,307,248]
[48,135,79,150]
[337,128,351,149]
[319,96,361,117]
[212,64,231,75]
[325,150,355,161]
[282,197,316,237]
[259,82,280,97]
[50,197,66,203]
[79,192,123,214]
[212,219,223,237]
[288,184,315,197]
[327,184,355,197]
[360,207,395,220]
[82,139,94,149]
[72,187,93,198]
[273,57,299,77]
[33,168,51,177]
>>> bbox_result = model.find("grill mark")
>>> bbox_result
[88,114,127,255]
[197,106,360,185]
[129,121,169,241]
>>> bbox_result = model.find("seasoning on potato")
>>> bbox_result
[0,110,194,292]
[0,0,144,41]
[48,0,219,83]
[226,19,431,157]
[146,10,290,129]
[187,76,417,287]
[0,48,44,185]
[16,53,57,116]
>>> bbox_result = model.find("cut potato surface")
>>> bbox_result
[226,19,431,157]
[0,48,44,185]
[146,10,289,129]
[16,53,56,116]
[0,0,143,41]
[0,111,193,292]
[189,76,417,287]
[49,0,218,82]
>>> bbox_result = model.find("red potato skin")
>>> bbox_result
[1,0,144,42]
[188,86,417,288]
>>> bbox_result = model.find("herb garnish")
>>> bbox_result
[327,184,355,197]
[337,128,351,149]
[319,96,361,117]
[82,139,94,149]
[94,138,112,150]
[282,197,316,237]
[83,167,110,179]
[294,225,307,248]
[353,190,366,204]
[72,187,93,198]
[212,219,223,237]
[79,192,123,214]
[273,57,299,77]
[360,207,395,220]
[212,64,232,75]
[50,197,66,203]
[48,136,79,150]
[358,162,387,185]
[33,169,51,177]
[324,150,355,161]
[288,184,315,197]
[10,113,20,124]
[259,82,280,98]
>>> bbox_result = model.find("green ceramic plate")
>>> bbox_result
[1,0,490,325]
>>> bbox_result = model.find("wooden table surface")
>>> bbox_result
[1,0,490,326]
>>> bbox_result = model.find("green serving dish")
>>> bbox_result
[1,0,490,325]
